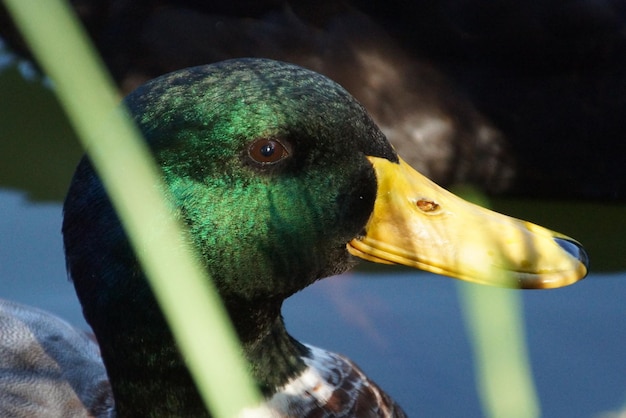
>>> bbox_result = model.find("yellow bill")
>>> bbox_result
[348,156,589,289]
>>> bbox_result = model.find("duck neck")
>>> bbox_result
[228,295,311,394]
[94,289,308,416]
[94,293,205,417]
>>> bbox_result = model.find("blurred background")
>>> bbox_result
[1,1,625,416]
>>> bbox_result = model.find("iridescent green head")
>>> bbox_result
[64,59,397,325]
[131,59,399,301]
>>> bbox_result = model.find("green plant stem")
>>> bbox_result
[454,186,540,418]
[2,0,261,416]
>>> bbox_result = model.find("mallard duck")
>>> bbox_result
[0,59,587,417]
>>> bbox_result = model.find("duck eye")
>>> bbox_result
[248,138,289,164]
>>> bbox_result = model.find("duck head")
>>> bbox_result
[62,58,587,415]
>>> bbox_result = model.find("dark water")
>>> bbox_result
[1,53,626,417]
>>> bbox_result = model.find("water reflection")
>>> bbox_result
[0,65,82,201]
[0,189,88,328]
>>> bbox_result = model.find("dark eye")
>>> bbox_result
[248,138,289,165]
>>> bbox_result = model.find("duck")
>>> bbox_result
[0,58,588,417]
[0,299,113,417]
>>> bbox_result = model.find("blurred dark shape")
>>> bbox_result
[356,0,626,199]
[2,0,625,199]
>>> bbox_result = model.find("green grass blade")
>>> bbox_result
[454,186,540,418]
[459,284,540,418]
[2,0,262,416]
